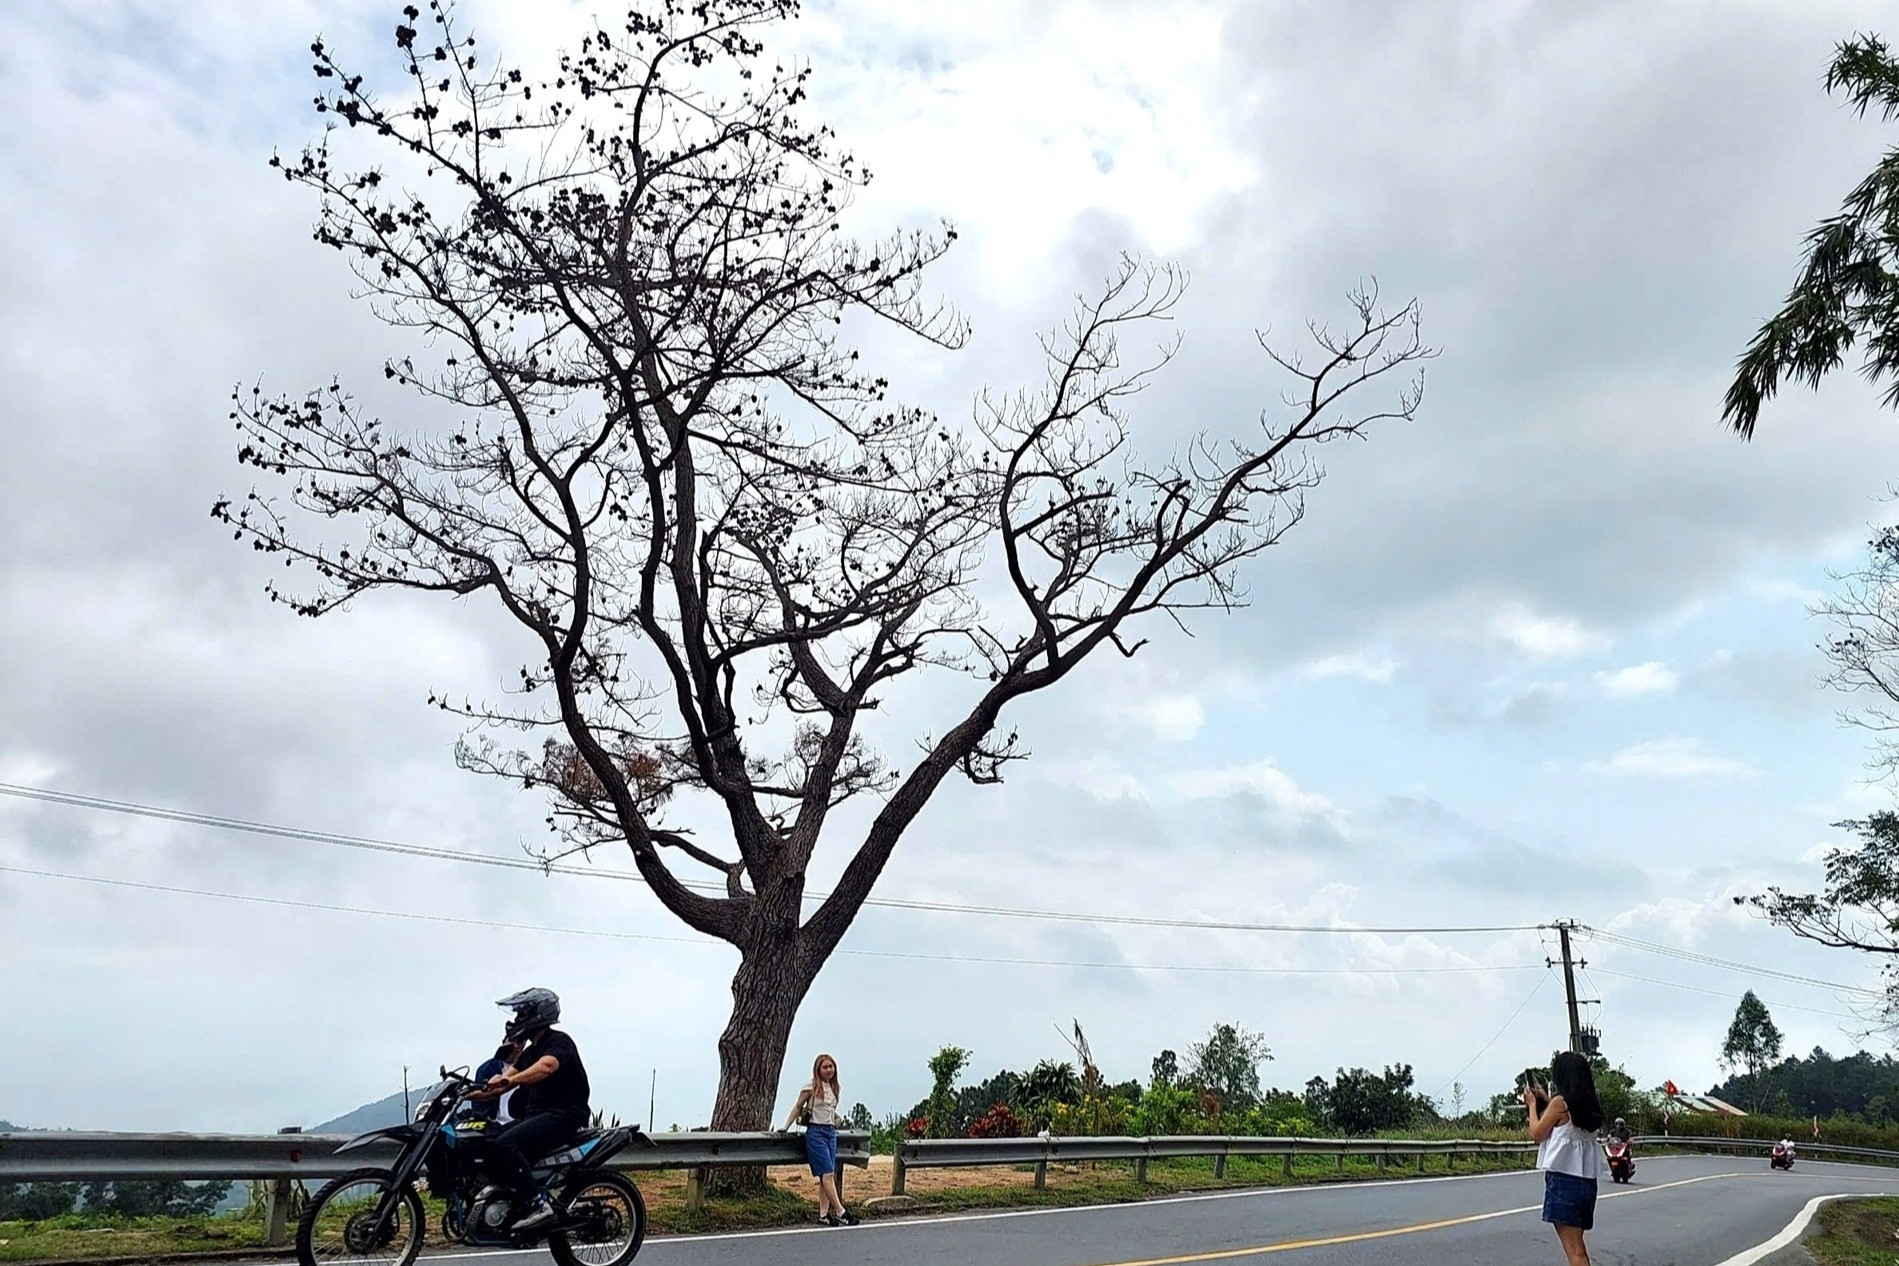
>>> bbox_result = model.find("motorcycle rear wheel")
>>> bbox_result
[549,1172,647,1266]
[295,1168,425,1266]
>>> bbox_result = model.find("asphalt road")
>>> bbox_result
[333,1155,1899,1266]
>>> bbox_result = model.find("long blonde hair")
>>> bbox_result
[811,1053,840,1101]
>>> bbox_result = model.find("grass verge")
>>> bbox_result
[1807,1197,1899,1266]
[0,1152,1535,1262]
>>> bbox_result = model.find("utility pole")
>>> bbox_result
[1547,921,1598,1055]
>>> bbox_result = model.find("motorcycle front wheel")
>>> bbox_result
[295,1168,426,1266]
[550,1172,647,1266]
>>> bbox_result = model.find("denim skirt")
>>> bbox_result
[804,1123,838,1176]
[1542,1169,1598,1230]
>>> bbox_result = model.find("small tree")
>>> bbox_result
[1149,1049,1180,1090]
[1018,1060,1082,1131]
[925,1046,970,1139]
[1722,992,1785,1112]
[217,1,1428,1147]
[1184,1023,1273,1113]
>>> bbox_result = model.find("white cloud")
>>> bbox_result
[1595,661,1679,698]
[1583,737,1755,780]
[1798,841,1839,865]
[1165,758,1344,826]
[0,750,59,786]
[1746,577,1823,607]
[1131,694,1206,743]
[1491,604,1608,660]
[1302,652,1399,684]
[1601,888,1763,945]
[1038,756,1149,801]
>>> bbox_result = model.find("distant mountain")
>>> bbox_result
[312,1092,410,1136]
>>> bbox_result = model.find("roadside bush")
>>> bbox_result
[966,1104,1025,1139]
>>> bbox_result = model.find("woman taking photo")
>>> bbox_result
[782,1053,858,1226]
[1525,1050,1607,1266]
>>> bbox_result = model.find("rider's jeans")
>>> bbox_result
[490,1109,585,1205]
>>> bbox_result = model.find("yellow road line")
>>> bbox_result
[1077,1170,1857,1266]
[1078,1205,1541,1265]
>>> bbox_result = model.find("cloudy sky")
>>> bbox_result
[7,0,1899,1134]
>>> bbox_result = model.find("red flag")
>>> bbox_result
[1663,1080,1679,1096]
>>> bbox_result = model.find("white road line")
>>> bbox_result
[1711,1191,1875,1266]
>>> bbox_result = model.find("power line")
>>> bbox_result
[1577,925,1883,999]
[0,863,1546,979]
[1587,967,1867,1023]
[0,782,1544,937]
[1431,969,1552,1101]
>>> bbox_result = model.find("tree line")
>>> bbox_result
[0,1180,228,1223]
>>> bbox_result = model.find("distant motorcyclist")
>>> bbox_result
[1609,1118,1632,1144]
[470,988,591,1233]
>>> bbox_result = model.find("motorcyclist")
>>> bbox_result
[470,988,591,1233]
[1777,1136,1795,1156]
[1609,1118,1632,1145]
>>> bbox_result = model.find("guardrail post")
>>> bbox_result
[1375,1147,1387,1171]
[1335,1151,1344,1174]
[1281,1152,1292,1179]
[1213,1150,1226,1179]
[686,1166,708,1213]
[891,1145,907,1196]
[264,1127,300,1247]
[1034,1159,1048,1190]
[1135,1156,1148,1184]
[1415,1150,1425,1172]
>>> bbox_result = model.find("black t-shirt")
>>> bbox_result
[514,1029,590,1118]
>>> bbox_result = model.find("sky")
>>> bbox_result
[6,0,1899,1133]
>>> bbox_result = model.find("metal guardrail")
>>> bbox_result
[1634,1134,1899,1165]
[0,1128,872,1182]
[890,1134,1535,1194]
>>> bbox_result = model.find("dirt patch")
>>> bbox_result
[772,1155,1042,1201]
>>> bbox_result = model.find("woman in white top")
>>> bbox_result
[782,1053,858,1226]
[1525,1050,1607,1266]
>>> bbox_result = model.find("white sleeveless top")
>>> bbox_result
[1538,1121,1606,1180]
[805,1082,838,1127]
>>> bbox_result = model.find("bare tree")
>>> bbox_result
[1814,525,1899,782]
[214,0,1428,1148]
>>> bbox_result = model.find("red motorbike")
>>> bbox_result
[1770,1141,1796,1171]
[1604,1137,1634,1184]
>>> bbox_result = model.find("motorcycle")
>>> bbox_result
[295,1067,649,1266]
[1604,1137,1634,1184]
[1770,1142,1796,1171]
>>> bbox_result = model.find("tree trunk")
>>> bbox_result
[704,930,813,1195]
